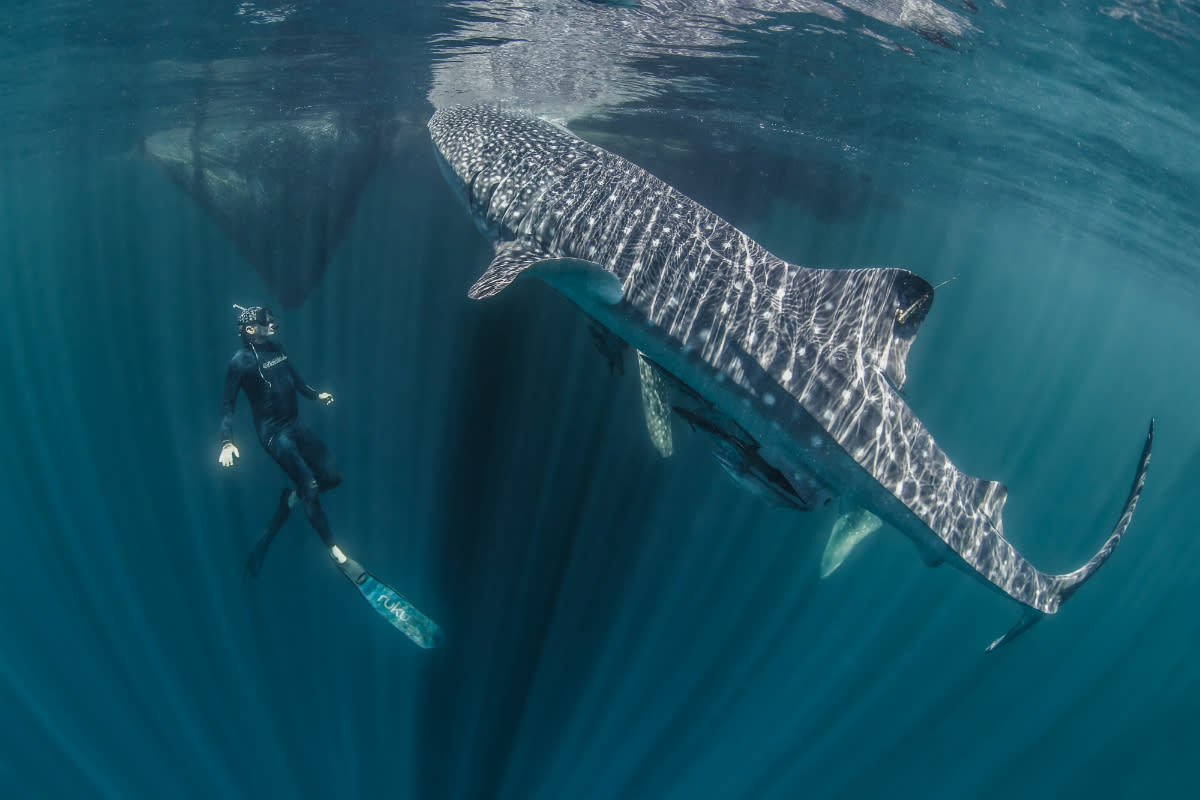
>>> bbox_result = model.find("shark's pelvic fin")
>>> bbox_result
[637,351,673,458]
[820,506,883,578]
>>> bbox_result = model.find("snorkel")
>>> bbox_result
[233,303,278,340]
[233,303,279,386]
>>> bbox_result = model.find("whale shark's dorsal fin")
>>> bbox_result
[881,270,936,388]
[793,267,938,391]
[762,265,942,392]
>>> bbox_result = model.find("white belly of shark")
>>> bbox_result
[429,105,1154,652]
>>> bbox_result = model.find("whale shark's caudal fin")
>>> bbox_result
[986,420,1154,652]
[1053,420,1154,603]
[986,607,1043,653]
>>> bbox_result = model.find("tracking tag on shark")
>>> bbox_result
[331,547,444,649]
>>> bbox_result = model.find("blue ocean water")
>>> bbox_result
[0,1,1197,797]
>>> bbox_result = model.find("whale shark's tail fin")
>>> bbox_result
[1053,419,1154,603]
[986,606,1044,653]
[986,420,1154,652]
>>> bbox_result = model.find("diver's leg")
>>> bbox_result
[294,422,342,493]
[245,487,294,578]
[269,428,337,550]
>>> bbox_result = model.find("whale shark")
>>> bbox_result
[143,111,382,308]
[428,105,1153,651]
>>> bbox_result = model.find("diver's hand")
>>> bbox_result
[219,442,240,468]
[318,392,334,406]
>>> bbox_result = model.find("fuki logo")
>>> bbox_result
[379,595,409,622]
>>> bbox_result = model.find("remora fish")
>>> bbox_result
[428,105,1153,651]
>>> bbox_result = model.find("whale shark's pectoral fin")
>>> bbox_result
[470,245,625,305]
[820,506,883,578]
[637,351,673,457]
[468,240,555,299]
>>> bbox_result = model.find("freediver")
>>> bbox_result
[216,304,444,648]
[218,304,343,577]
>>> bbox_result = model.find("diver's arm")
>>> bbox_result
[219,357,243,467]
[289,363,334,405]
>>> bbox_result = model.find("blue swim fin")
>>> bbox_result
[330,546,443,649]
[245,488,294,578]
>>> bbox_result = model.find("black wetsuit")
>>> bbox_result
[221,339,341,547]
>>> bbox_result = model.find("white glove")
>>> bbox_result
[219,442,240,468]
[318,392,335,406]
